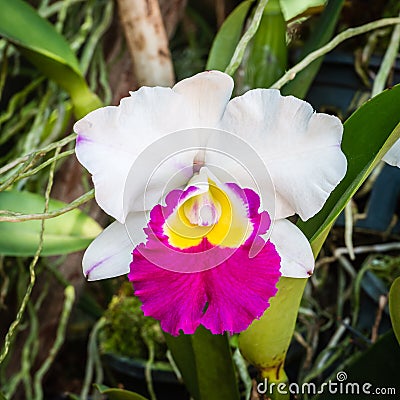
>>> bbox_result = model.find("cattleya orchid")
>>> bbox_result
[74,70,347,336]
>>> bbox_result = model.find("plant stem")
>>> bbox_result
[272,17,400,89]
[0,189,94,222]
[17,149,75,180]
[33,286,75,400]
[224,0,270,76]
[81,317,106,400]
[0,147,60,365]
[371,12,400,97]
[0,133,76,176]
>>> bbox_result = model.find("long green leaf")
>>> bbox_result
[0,191,102,256]
[280,0,326,21]
[205,0,328,75]
[0,0,101,118]
[389,277,400,345]
[240,0,287,91]
[165,327,240,400]
[94,384,149,400]
[206,0,254,71]
[281,0,344,98]
[297,84,400,254]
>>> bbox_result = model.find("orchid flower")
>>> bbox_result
[74,71,347,336]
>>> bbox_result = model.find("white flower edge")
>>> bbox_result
[269,219,314,278]
[83,212,147,281]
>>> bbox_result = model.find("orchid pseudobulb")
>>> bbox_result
[74,71,347,336]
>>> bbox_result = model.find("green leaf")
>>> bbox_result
[0,191,102,256]
[280,0,326,21]
[389,277,400,345]
[165,327,240,400]
[0,0,101,118]
[241,0,287,90]
[94,384,149,400]
[206,0,330,76]
[281,0,344,98]
[206,0,254,71]
[0,391,7,400]
[297,84,400,255]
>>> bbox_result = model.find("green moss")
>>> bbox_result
[99,284,167,361]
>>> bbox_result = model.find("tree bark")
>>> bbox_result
[116,0,176,87]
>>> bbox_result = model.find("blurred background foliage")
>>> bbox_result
[0,0,399,399]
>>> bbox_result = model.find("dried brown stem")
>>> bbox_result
[116,0,175,87]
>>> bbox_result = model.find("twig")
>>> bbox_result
[0,133,76,176]
[0,147,60,365]
[271,18,400,89]
[344,201,355,260]
[224,0,270,76]
[0,153,40,192]
[0,189,94,222]
[80,317,106,400]
[314,317,350,372]
[142,332,157,400]
[233,349,253,400]
[335,242,400,258]
[293,331,314,371]
[337,255,356,279]
[21,303,40,400]
[371,295,387,343]
[166,350,182,381]
[17,149,75,180]
[371,12,400,97]
[316,242,400,270]
[33,286,75,400]
[80,0,113,75]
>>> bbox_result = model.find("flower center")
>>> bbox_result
[163,176,253,250]
[183,190,222,226]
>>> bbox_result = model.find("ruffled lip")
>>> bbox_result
[128,181,281,335]
[129,237,281,336]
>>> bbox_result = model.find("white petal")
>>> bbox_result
[220,89,347,221]
[173,70,234,126]
[75,71,234,222]
[83,213,147,281]
[269,219,314,278]
[383,138,400,167]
